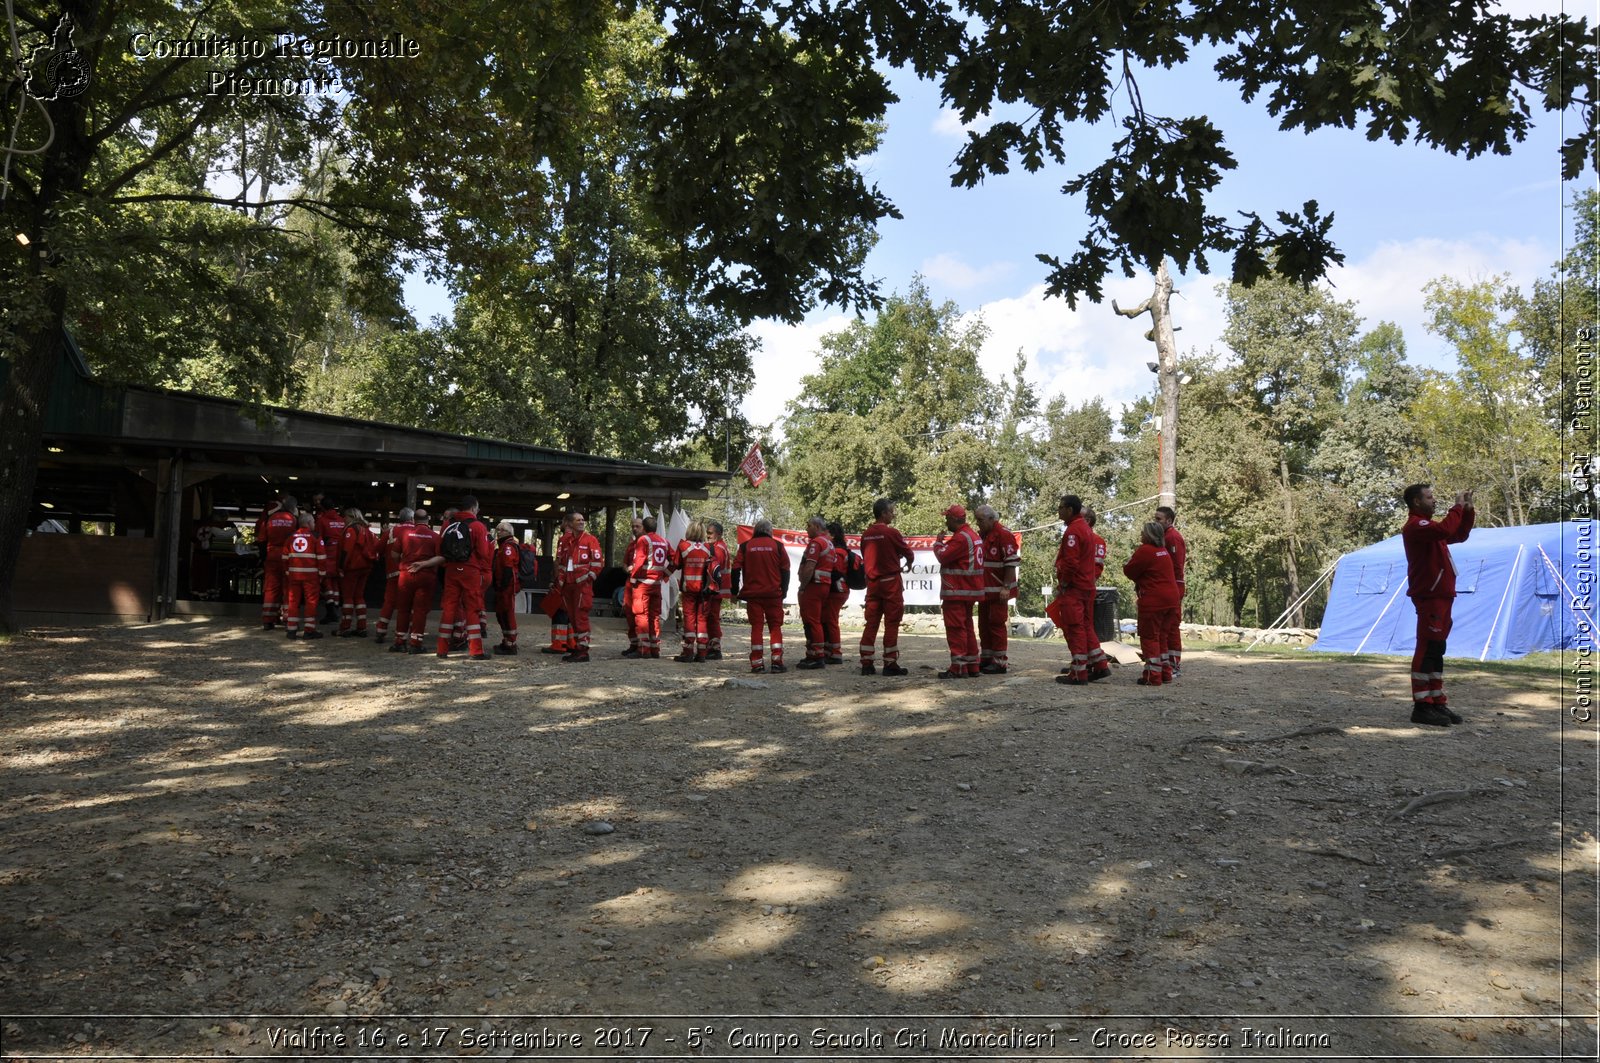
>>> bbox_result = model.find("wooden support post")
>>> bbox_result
[604,504,616,566]
[151,455,184,621]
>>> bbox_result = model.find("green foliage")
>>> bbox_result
[1415,274,1562,525]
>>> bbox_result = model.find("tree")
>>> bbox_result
[782,278,997,531]
[1311,322,1425,545]
[1519,189,1599,517]
[0,0,902,629]
[1416,275,1561,526]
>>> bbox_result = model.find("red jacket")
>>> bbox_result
[861,521,914,585]
[340,524,378,572]
[1124,543,1180,610]
[1091,531,1107,578]
[316,509,347,576]
[569,531,603,586]
[982,522,1021,599]
[382,521,413,579]
[264,509,298,562]
[284,527,326,579]
[711,539,732,600]
[439,517,492,575]
[553,531,572,589]
[734,533,789,601]
[629,533,673,586]
[1055,517,1096,594]
[1403,505,1475,599]
[800,532,835,591]
[936,523,984,601]
[1164,526,1187,596]
[492,536,521,592]
[677,539,714,595]
[399,525,438,569]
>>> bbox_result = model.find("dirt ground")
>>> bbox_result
[0,615,1595,1061]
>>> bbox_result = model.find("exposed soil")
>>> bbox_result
[0,617,1595,1061]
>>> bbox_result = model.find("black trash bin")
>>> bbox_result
[1093,587,1120,643]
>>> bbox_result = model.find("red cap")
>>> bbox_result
[943,504,967,520]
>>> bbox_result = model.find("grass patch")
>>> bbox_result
[1189,640,1569,681]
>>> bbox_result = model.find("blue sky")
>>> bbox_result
[406,1,1586,434]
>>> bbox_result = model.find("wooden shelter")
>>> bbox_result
[19,337,727,620]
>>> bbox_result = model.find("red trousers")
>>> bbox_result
[1166,598,1183,672]
[1052,591,1092,681]
[493,584,518,646]
[1411,599,1454,705]
[628,583,662,655]
[1081,587,1108,671]
[824,588,848,658]
[859,584,904,666]
[707,595,727,653]
[564,581,595,653]
[339,568,371,632]
[1138,605,1177,684]
[438,565,484,655]
[375,573,400,638]
[680,594,711,658]
[262,562,286,625]
[799,585,829,660]
[321,572,341,611]
[978,595,1009,668]
[283,575,320,634]
[941,600,979,676]
[394,572,434,645]
[745,598,785,668]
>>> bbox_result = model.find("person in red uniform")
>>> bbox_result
[1053,494,1097,685]
[1123,521,1181,685]
[260,496,299,628]
[823,521,852,665]
[562,510,605,662]
[409,496,493,660]
[1154,505,1187,678]
[934,504,984,678]
[674,521,715,662]
[337,509,379,635]
[619,516,647,657]
[544,512,575,655]
[281,513,326,639]
[975,504,1020,674]
[373,507,414,645]
[1402,484,1476,726]
[858,498,915,676]
[490,521,521,655]
[391,510,438,653]
[705,520,731,660]
[626,515,674,659]
[314,498,347,626]
[795,516,836,670]
[1081,507,1111,678]
[732,518,790,673]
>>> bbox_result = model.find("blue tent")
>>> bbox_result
[1309,520,1597,660]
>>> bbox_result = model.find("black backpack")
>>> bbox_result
[843,548,866,590]
[440,520,472,562]
[517,544,540,586]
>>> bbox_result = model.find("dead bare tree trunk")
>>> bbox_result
[1113,260,1180,508]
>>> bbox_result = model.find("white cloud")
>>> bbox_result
[920,252,1014,290]
[1326,235,1551,369]
[932,107,994,139]
[741,313,852,432]
[970,275,1229,420]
